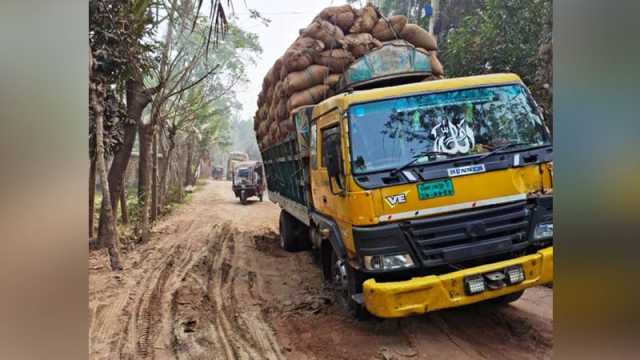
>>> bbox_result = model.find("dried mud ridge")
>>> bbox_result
[90,180,552,360]
[137,224,284,359]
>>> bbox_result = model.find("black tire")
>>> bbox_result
[259,193,263,202]
[240,191,248,205]
[279,211,301,252]
[489,289,525,305]
[329,249,370,320]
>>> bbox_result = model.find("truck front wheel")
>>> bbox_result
[329,250,369,320]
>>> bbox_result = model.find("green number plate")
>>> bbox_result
[417,178,454,200]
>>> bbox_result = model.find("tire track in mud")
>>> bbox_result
[169,223,284,360]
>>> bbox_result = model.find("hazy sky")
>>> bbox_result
[230,0,350,121]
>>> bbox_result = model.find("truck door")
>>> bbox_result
[310,110,349,223]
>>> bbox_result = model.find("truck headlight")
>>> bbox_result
[505,265,525,285]
[533,221,553,240]
[464,275,486,295]
[363,254,415,271]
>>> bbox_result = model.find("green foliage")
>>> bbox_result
[442,0,551,86]
[378,0,431,29]
[441,0,552,124]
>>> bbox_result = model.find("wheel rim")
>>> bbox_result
[331,257,349,308]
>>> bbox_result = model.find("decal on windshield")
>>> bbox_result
[447,164,486,177]
[431,112,475,155]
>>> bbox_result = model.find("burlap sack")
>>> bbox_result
[258,120,269,138]
[400,24,438,51]
[287,84,331,112]
[264,67,276,90]
[258,106,268,121]
[430,52,444,76]
[268,100,277,123]
[262,133,271,147]
[274,80,286,99]
[253,114,260,132]
[330,11,355,32]
[290,36,325,52]
[268,121,278,138]
[314,49,354,73]
[282,48,315,73]
[324,74,341,88]
[284,65,330,95]
[303,20,344,49]
[279,63,288,82]
[340,33,383,58]
[257,91,265,108]
[276,97,288,120]
[349,4,378,33]
[372,15,407,41]
[265,86,273,104]
[274,57,283,76]
[317,4,353,20]
[279,118,296,134]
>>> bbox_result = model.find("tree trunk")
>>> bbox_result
[160,139,175,206]
[138,121,153,242]
[90,78,122,271]
[120,185,129,224]
[151,127,159,221]
[89,157,96,239]
[98,77,151,237]
[185,136,194,187]
[429,0,440,35]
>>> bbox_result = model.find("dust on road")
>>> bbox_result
[89,180,552,360]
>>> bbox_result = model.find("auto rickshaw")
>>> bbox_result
[231,161,265,204]
[211,166,224,180]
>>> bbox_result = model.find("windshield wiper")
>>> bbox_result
[390,150,451,177]
[475,142,532,162]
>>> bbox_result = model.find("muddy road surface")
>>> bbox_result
[89,180,552,360]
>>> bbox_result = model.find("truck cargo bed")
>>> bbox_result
[261,107,313,225]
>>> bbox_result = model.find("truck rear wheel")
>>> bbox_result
[329,250,369,320]
[279,211,302,252]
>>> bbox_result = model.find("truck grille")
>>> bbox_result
[401,201,531,267]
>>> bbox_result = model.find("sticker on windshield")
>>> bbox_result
[447,164,486,177]
[431,112,475,155]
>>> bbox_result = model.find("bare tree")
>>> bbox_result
[90,53,122,270]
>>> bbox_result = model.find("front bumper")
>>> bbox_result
[362,247,553,318]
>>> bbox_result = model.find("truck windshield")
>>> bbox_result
[236,168,250,178]
[348,84,550,174]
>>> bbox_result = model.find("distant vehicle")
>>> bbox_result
[226,151,249,181]
[211,166,224,180]
[231,160,265,204]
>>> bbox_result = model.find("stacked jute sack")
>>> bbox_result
[254,3,444,149]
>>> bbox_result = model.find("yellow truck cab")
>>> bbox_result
[262,73,553,319]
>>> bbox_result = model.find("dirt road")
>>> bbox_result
[89,180,552,360]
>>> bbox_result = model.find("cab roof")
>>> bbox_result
[312,73,523,118]
[235,160,260,168]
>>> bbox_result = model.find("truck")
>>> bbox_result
[231,160,266,204]
[260,45,553,319]
[226,151,249,181]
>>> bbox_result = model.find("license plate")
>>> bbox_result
[417,178,454,200]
